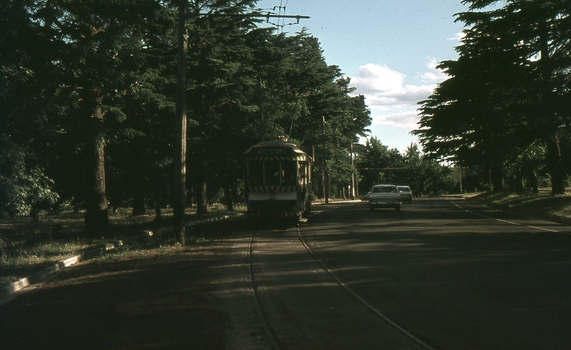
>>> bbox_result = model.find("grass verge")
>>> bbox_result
[0,204,246,287]
[467,189,571,224]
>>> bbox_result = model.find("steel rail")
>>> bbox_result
[248,231,284,350]
[296,226,436,350]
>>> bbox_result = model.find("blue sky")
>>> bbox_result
[256,0,469,153]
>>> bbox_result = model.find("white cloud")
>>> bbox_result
[372,110,420,129]
[448,31,465,42]
[420,57,447,82]
[350,62,439,110]
[350,64,405,94]
[349,60,449,130]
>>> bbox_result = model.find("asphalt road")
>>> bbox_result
[299,198,571,349]
[2,197,571,349]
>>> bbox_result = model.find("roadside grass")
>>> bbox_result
[469,189,571,223]
[0,204,246,287]
[0,239,93,286]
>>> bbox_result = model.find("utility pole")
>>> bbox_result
[350,142,355,200]
[174,0,189,246]
[322,116,329,204]
[174,4,309,244]
[458,167,463,194]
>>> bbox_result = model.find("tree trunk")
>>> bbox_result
[530,170,539,194]
[547,132,565,195]
[196,178,208,216]
[224,187,233,211]
[154,194,161,221]
[132,193,146,216]
[131,163,146,216]
[84,132,109,235]
[154,170,162,222]
[491,165,504,192]
[512,174,524,193]
[30,204,40,221]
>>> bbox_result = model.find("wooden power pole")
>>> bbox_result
[174,0,189,245]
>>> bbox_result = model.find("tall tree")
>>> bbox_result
[460,0,571,194]
[416,0,571,194]
[254,32,370,198]
[0,1,62,218]
[356,137,403,190]
[27,0,169,232]
[1,1,372,222]
[182,0,258,215]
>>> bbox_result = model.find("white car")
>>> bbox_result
[368,184,401,212]
[397,185,413,204]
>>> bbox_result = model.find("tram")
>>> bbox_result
[244,140,312,220]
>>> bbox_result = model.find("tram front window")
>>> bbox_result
[265,161,281,186]
[249,161,263,186]
[282,161,297,186]
[298,162,306,185]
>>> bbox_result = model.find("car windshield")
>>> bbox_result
[373,186,394,193]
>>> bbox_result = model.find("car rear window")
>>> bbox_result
[373,186,394,193]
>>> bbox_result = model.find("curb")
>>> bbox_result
[154,213,245,236]
[0,230,154,301]
[0,255,82,301]
[0,213,244,303]
[312,199,363,205]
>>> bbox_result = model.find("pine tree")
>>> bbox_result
[28,0,171,232]
[416,0,571,194]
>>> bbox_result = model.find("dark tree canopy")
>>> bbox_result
[415,0,571,194]
[0,0,374,227]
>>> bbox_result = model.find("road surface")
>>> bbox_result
[2,198,571,349]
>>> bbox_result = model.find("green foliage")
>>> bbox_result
[357,137,402,187]
[0,135,59,218]
[415,0,571,194]
[0,0,372,218]
[355,138,455,196]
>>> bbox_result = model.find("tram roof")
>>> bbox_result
[243,140,307,157]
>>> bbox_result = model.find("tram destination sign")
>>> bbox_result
[258,148,287,155]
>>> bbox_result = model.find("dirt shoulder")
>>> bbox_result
[0,233,266,350]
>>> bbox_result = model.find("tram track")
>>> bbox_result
[295,226,435,350]
[249,229,284,350]
[247,221,434,350]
